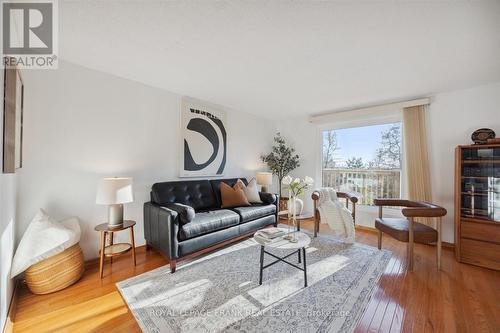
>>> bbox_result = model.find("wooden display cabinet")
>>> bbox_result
[455,144,500,270]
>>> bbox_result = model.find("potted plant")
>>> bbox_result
[261,133,300,203]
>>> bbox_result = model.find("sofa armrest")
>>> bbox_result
[144,202,180,260]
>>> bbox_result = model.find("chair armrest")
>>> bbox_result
[311,190,359,204]
[143,202,180,260]
[336,191,359,204]
[311,190,358,224]
[374,198,447,218]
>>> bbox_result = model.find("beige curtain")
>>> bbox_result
[403,105,433,226]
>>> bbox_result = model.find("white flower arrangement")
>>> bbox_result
[283,175,314,197]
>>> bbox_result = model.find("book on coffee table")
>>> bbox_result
[258,228,286,240]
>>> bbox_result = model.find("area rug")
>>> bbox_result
[117,232,391,333]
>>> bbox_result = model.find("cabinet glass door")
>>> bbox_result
[461,147,500,222]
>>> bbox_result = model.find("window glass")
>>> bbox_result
[322,123,402,205]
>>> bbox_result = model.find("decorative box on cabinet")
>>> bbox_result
[455,144,500,270]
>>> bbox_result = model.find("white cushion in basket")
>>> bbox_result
[10,209,81,278]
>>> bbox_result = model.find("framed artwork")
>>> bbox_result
[3,62,24,173]
[180,97,227,177]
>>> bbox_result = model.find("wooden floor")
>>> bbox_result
[12,220,500,333]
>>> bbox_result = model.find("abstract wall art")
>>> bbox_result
[180,98,227,177]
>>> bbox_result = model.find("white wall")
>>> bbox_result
[18,61,276,259]
[428,82,500,243]
[0,65,18,332]
[278,82,500,243]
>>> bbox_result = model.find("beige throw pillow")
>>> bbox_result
[236,178,262,204]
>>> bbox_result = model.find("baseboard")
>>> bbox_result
[355,225,378,233]
[2,279,20,333]
[442,241,455,249]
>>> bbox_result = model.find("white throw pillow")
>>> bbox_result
[10,209,81,278]
[238,178,262,204]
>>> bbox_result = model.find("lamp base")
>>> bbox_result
[261,185,269,193]
[108,204,124,227]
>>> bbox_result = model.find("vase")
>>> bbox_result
[286,195,299,242]
[288,197,304,216]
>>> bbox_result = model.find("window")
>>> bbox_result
[322,123,402,205]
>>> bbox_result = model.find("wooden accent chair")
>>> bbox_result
[374,199,447,271]
[311,191,359,237]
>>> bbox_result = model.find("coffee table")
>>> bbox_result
[254,228,311,287]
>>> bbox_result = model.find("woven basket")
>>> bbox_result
[25,243,85,295]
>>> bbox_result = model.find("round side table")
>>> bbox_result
[94,220,136,279]
[254,227,311,287]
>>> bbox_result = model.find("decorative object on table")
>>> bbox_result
[282,175,314,242]
[2,62,24,173]
[96,177,134,227]
[180,97,227,177]
[312,188,357,242]
[486,137,500,144]
[256,172,273,192]
[255,227,310,287]
[261,132,300,201]
[95,220,136,279]
[236,178,262,203]
[11,209,83,294]
[471,128,495,144]
[117,232,391,333]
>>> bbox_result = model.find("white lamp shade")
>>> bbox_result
[96,177,134,205]
[256,172,273,186]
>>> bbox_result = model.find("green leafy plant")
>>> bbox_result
[261,133,300,199]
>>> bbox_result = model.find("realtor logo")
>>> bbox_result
[2,0,58,69]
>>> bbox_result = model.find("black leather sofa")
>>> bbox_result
[144,178,278,272]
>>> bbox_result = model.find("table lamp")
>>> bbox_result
[96,177,134,227]
[256,172,273,193]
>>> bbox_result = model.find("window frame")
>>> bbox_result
[317,112,406,212]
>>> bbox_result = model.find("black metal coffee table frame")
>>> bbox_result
[258,246,308,287]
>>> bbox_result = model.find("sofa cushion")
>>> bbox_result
[259,192,277,204]
[231,204,276,223]
[151,180,217,211]
[162,203,195,225]
[220,181,250,208]
[236,179,262,204]
[210,178,247,207]
[179,209,240,240]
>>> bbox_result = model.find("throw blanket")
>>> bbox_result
[317,188,355,243]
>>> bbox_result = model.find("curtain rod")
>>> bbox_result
[309,97,430,124]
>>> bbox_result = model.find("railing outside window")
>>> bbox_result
[322,168,401,206]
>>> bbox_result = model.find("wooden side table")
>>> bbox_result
[95,220,136,278]
[278,211,314,234]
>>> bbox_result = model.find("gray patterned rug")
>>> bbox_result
[117,232,391,333]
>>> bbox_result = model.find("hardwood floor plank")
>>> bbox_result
[12,220,500,333]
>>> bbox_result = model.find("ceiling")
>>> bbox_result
[59,1,500,119]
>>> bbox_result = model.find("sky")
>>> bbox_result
[323,122,401,165]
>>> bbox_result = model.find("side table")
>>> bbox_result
[95,220,136,278]
[278,211,314,234]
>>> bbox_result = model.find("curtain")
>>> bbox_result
[403,104,433,226]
